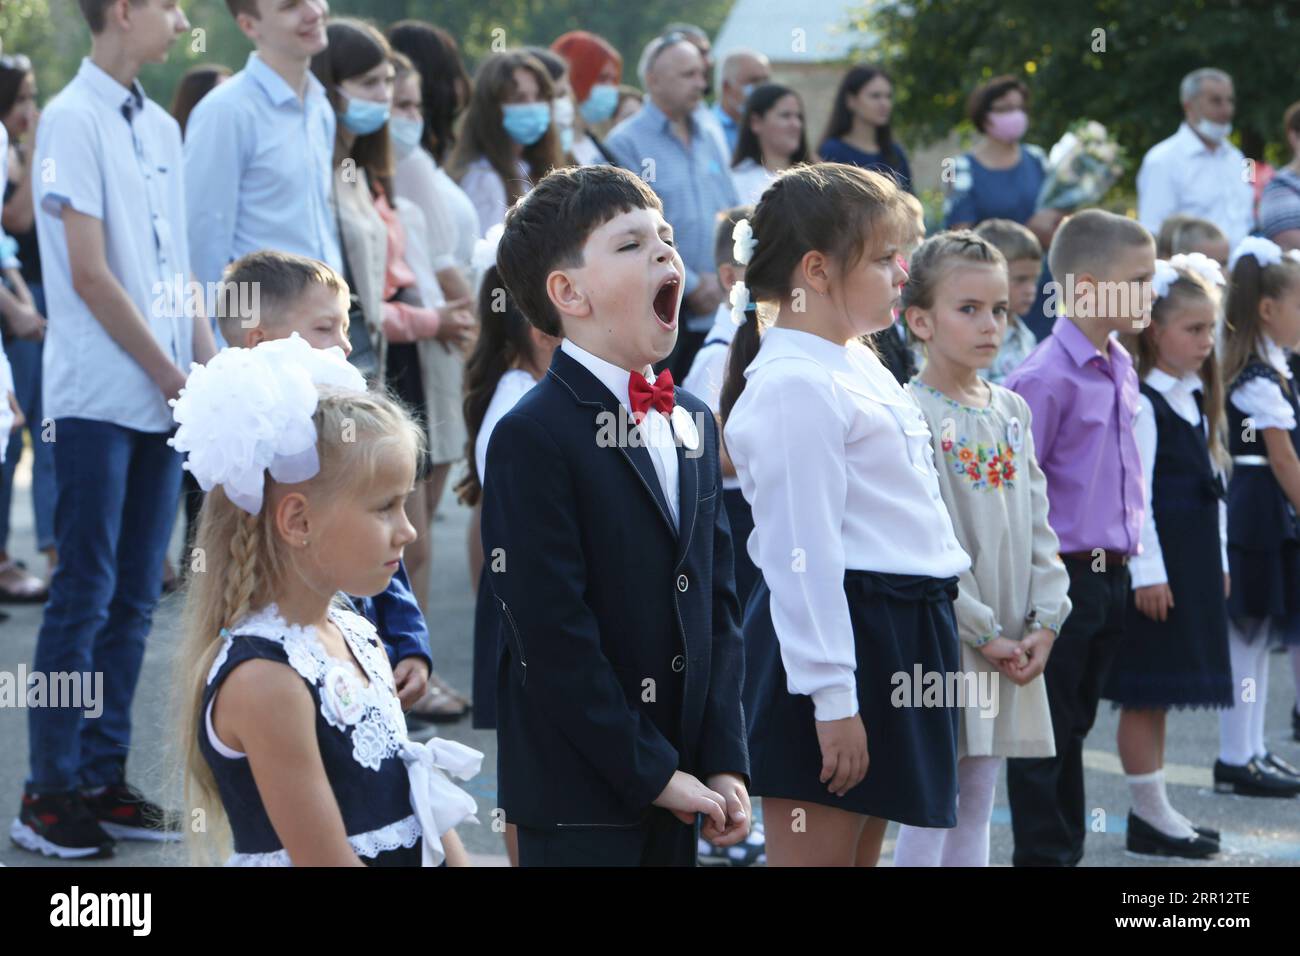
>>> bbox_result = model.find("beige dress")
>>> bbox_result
[909,379,1071,758]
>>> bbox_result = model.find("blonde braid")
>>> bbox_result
[222,511,260,630]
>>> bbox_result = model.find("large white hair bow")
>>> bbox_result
[1229,235,1284,272]
[168,333,367,515]
[1167,251,1226,287]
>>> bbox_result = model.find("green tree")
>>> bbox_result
[855,0,1295,182]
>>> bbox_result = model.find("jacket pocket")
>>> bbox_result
[499,599,527,686]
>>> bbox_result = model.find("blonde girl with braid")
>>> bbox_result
[171,336,482,866]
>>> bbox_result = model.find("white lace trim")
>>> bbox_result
[224,814,422,867]
[218,603,408,773]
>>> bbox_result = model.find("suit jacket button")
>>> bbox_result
[676,573,689,592]
[671,655,685,673]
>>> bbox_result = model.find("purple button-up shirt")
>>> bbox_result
[1006,317,1144,556]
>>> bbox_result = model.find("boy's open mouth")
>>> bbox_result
[653,274,681,329]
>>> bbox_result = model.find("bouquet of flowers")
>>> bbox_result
[1035,119,1125,211]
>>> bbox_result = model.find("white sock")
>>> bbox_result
[939,756,1002,867]
[1128,769,1196,840]
[1219,619,1263,765]
[892,819,945,867]
[1251,636,1271,760]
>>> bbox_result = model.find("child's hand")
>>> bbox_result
[653,770,727,831]
[815,712,868,796]
[392,656,430,711]
[7,391,23,432]
[1002,628,1055,685]
[1134,583,1174,622]
[701,772,751,847]
[977,636,1022,667]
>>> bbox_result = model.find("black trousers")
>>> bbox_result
[1007,557,1130,866]
[516,808,697,867]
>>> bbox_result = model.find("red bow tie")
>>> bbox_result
[629,368,675,419]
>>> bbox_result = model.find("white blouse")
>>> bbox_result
[475,368,538,482]
[1229,335,1296,432]
[1128,368,1229,589]
[730,157,777,206]
[458,156,531,239]
[725,327,970,721]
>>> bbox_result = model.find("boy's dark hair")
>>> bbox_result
[714,205,755,269]
[79,0,145,34]
[966,75,1029,133]
[216,250,348,346]
[496,164,663,337]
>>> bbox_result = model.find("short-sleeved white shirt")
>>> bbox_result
[34,58,193,433]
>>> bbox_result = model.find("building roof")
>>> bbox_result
[713,0,880,64]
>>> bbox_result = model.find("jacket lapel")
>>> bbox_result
[547,350,678,540]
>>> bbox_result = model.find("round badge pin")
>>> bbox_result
[324,665,365,726]
[1007,417,1024,453]
[671,406,700,451]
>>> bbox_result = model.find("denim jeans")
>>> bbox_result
[0,283,56,552]
[26,417,181,793]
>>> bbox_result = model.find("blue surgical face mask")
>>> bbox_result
[340,93,390,136]
[502,101,551,146]
[389,115,424,159]
[580,83,619,125]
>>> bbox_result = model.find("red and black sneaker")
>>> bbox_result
[10,791,115,859]
[82,783,183,842]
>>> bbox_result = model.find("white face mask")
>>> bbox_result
[1195,117,1232,143]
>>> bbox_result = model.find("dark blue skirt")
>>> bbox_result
[722,488,758,610]
[742,570,961,827]
[471,568,499,730]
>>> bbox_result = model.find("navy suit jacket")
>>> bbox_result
[346,561,433,670]
[481,347,749,829]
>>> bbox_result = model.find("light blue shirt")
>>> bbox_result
[183,52,342,301]
[34,58,192,433]
[711,102,739,156]
[606,98,738,328]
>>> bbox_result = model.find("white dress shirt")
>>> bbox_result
[1128,368,1229,588]
[1229,334,1296,431]
[183,53,342,301]
[561,338,681,527]
[1137,122,1255,247]
[681,302,740,491]
[475,368,538,482]
[731,157,777,206]
[34,58,193,433]
[726,327,970,721]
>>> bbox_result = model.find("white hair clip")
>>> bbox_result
[1167,251,1226,287]
[730,280,750,326]
[168,333,367,516]
[1229,235,1284,272]
[471,222,506,276]
[732,218,756,266]
[1150,259,1180,301]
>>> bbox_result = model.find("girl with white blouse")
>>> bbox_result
[721,164,970,867]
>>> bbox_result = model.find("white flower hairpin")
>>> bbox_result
[168,333,366,515]
[1150,259,1180,301]
[471,222,505,276]
[1229,235,1284,272]
[730,218,756,326]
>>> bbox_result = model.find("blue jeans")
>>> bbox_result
[0,283,56,552]
[26,417,181,793]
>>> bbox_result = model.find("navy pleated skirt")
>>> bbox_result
[742,570,961,828]
[722,488,758,610]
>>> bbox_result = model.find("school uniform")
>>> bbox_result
[1104,370,1232,709]
[200,604,480,866]
[682,303,757,607]
[725,328,969,827]
[470,368,538,730]
[1004,317,1144,867]
[480,339,748,866]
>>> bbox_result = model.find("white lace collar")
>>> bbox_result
[1262,335,1293,380]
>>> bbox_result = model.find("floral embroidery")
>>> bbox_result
[946,436,1016,491]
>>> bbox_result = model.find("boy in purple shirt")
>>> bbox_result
[1004,209,1153,866]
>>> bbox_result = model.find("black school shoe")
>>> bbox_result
[1126,812,1219,860]
[10,791,115,859]
[1213,758,1300,797]
[1263,751,1300,779]
[82,783,183,842]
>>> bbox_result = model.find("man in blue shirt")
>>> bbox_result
[712,49,771,158]
[608,36,738,379]
[183,0,340,348]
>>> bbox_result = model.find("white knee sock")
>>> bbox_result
[939,756,1002,867]
[1219,619,1264,765]
[891,819,945,867]
[1251,636,1271,760]
[1127,768,1195,839]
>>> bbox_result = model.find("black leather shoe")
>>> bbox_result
[1263,751,1300,779]
[1191,824,1220,843]
[1126,812,1218,859]
[1214,758,1300,797]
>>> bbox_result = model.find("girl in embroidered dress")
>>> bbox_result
[892,231,1070,866]
[172,336,481,866]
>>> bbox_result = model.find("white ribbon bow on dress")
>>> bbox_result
[397,737,483,867]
